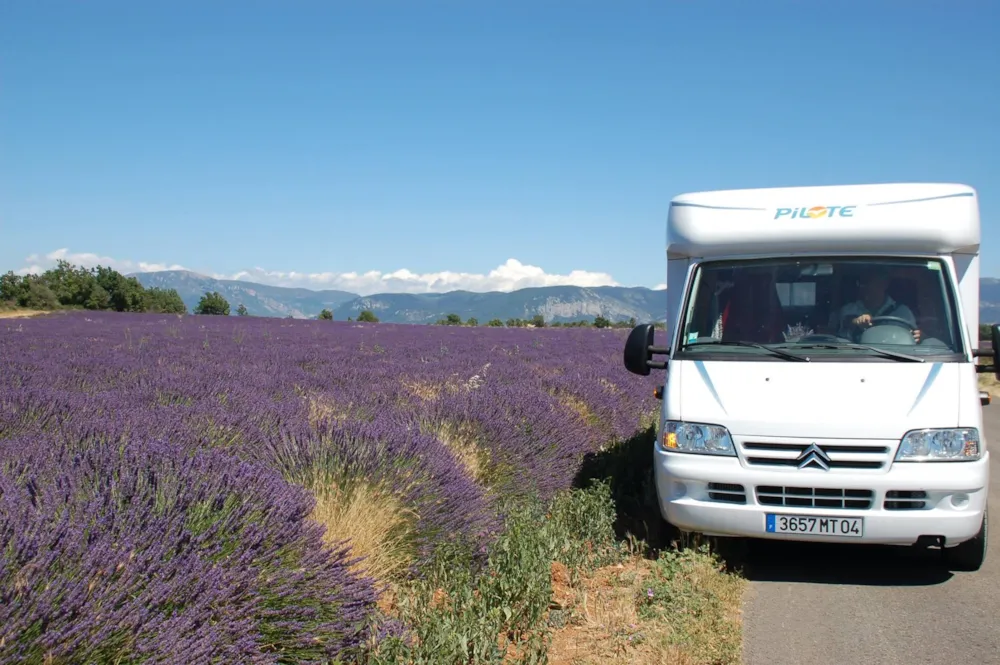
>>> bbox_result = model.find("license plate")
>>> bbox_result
[765,514,864,537]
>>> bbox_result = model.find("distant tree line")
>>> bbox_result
[430,313,647,329]
[329,310,653,328]
[1,263,663,330]
[0,260,186,314]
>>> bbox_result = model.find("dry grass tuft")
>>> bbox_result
[402,379,444,401]
[533,364,565,379]
[546,550,745,665]
[557,392,602,430]
[976,352,1000,397]
[433,420,491,483]
[307,395,355,426]
[0,309,47,319]
[402,364,491,403]
[978,372,999,396]
[307,479,417,584]
[598,377,620,394]
[200,419,244,449]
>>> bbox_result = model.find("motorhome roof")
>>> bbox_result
[667,182,979,259]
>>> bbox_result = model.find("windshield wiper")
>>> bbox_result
[682,340,809,362]
[792,342,925,363]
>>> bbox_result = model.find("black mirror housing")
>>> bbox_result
[991,324,1000,381]
[624,324,669,376]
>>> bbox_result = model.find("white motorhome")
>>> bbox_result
[625,182,996,570]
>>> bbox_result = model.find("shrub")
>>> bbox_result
[195,291,231,316]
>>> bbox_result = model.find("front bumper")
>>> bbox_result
[654,448,990,546]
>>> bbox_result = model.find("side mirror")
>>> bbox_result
[624,323,669,376]
[991,324,1000,381]
[974,324,1000,382]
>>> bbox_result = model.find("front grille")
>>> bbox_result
[756,486,874,510]
[884,490,927,510]
[707,482,746,504]
[742,441,889,470]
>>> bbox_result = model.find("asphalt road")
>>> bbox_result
[741,405,1000,665]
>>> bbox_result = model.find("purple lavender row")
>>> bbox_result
[0,431,378,663]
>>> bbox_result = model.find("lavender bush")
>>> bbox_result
[0,311,660,661]
[0,432,378,664]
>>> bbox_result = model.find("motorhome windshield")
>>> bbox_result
[677,257,965,361]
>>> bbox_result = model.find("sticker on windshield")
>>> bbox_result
[927,261,941,271]
[782,322,814,343]
[687,331,698,343]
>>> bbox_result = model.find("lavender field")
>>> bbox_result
[0,310,727,664]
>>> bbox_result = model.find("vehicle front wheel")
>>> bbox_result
[945,508,988,572]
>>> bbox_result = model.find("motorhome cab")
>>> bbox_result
[624,183,998,570]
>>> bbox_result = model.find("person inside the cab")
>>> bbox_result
[834,269,920,343]
[719,273,785,344]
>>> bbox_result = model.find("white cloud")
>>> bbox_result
[16,248,187,276]
[653,283,666,290]
[16,249,635,296]
[216,258,620,295]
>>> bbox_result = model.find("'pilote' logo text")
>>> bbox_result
[774,206,856,220]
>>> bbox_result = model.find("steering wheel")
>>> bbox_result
[869,315,917,331]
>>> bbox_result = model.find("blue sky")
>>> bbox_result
[2,1,998,295]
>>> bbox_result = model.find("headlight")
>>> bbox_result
[660,420,735,456]
[895,428,981,462]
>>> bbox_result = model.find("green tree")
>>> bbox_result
[42,260,98,307]
[318,308,333,320]
[487,318,503,327]
[144,287,187,314]
[465,317,478,327]
[84,284,111,310]
[20,277,59,309]
[357,310,379,323]
[436,313,462,325]
[237,303,249,316]
[0,262,149,312]
[93,266,146,312]
[0,271,27,304]
[530,314,545,328]
[0,261,197,315]
[594,315,611,328]
[194,291,230,315]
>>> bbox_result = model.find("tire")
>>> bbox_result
[945,507,988,572]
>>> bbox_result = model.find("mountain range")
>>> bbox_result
[131,270,1000,325]
[980,278,1000,324]
[130,270,668,323]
